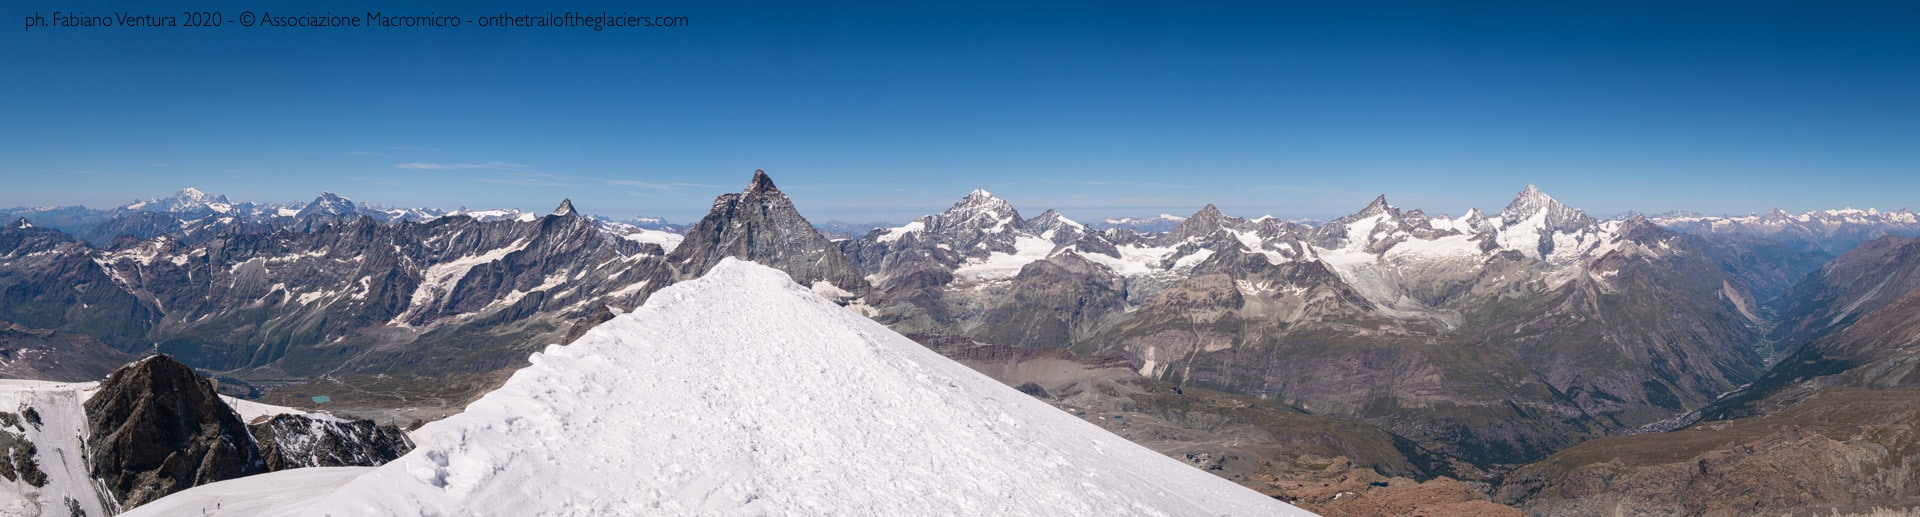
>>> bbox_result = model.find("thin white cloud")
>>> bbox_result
[396,161,528,170]
[606,180,716,190]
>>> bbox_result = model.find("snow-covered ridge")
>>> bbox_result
[129,259,1303,516]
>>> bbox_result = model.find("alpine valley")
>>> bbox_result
[4,170,1920,514]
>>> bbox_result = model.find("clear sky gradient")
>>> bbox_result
[4,1,1917,223]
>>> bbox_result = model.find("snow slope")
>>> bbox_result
[131,258,1303,516]
[0,380,112,517]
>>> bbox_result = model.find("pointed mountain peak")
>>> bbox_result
[1497,183,1595,233]
[939,188,1019,223]
[295,192,360,218]
[552,199,577,217]
[947,188,1013,213]
[1365,194,1391,210]
[1500,184,1561,218]
[1033,208,1072,221]
[1349,195,1395,218]
[1167,204,1245,241]
[745,169,780,194]
[668,170,868,292]
[5,218,31,230]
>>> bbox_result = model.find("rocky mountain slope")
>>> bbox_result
[1498,234,1920,514]
[124,259,1308,516]
[934,339,1522,515]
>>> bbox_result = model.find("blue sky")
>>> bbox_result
[3,1,1917,223]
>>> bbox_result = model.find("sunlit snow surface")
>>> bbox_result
[130,259,1303,516]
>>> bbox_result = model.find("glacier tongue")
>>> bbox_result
[128,258,1302,516]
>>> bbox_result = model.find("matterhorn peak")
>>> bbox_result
[5,218,31,230]
[552,199,577,217]
[745,169,781,195]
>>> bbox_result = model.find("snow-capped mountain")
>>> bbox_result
[1,188,682,247]
[125,259,1304,516]
[122,187,236,214]
[1089,213,1187,233]
[1650,207,1920,254]
[842,183,1814,466]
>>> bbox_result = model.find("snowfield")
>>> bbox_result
[129,258,1304,516]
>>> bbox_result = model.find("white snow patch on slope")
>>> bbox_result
[1383,233,1484,261]
[132,259,1302,516]
[1075,244,1178,277]
[221,395,345,424]
[124,467,375,517]
[393,238,531,324]
[618,229,683,253]
[0,380,111,517]
[874,220,925,243]
[952,235,1056,282]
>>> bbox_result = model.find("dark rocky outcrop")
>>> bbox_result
[83,355,267,507]
[250,414,413,471]
[76,355,414,510]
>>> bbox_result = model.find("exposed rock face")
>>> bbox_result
[83,355,267,507]
[669,170,869,293]
[250,414,413,471]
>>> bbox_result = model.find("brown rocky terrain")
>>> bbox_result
[1501,235,1920,514]
[933,337,1524,515]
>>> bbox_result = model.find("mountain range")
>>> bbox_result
[5,170,1920,513]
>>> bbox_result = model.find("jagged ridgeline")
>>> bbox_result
[0,170,883,413]
[0,170,1852,476]
[839,184,1830,469]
